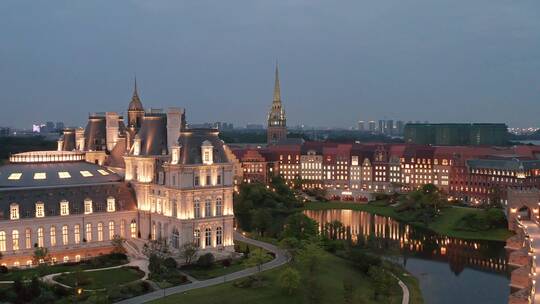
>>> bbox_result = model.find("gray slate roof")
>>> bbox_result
[178,128,229,164]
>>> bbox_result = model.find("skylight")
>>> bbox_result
[8,173,22,180]
[34,173,46,180]
[80,171,93,177]
[97,169,110,176]
[58,172,71,179]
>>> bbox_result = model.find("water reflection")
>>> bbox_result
[304,209,509,276]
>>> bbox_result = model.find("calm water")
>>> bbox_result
[305,209,510,304]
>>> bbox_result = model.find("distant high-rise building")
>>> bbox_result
[358,120,365,131]
[267,64,287,144]
[396,120,405,135]
[368,121,376,132]
[45,121,55,133]
[386,120,394,135]
[378,120,385,134]
[56,122,65,132]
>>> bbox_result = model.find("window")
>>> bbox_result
[97,222,103,242]
[205,228,212,247]
[172,228,180,249]
[50,226,56,247]
[12,230,19,251]
[10,203,19,220]
[84,199,93,214]
[194,176,199,186]
[33,172,46,180]
[130,220,137,238]
[8,173,22,180]
[60,200,69,216]
[205,199,212,217]
[25,228,31,249]
[35,202,45,218]
[194,199,201,218]
[206,175,211,186]
[62,225,68,245]
[80,171,93,177]
[63,256,69,263]
[216,198,223,216]
[194,229,200,247]
[204,151,210,162]
[37,227,44,247]
[75,255,81,262]
[107,197,115,212]
[97,169,109,176]
[216,227,223,246]
[58,171,71,179]
[74,225,80,244]
[217,175,221,185]
[151,222,156,240]
[109,221,115,240]
[120,220,125,238]
[0,231,5,252]
[86,223,92,242]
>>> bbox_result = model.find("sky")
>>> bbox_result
[1,0,540,129]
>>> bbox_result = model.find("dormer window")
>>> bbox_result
[107,197,116,212]
[10,203,19,220]
[84,199,93,214]
[201,140,213,165]
[60,200,69,216]
[36,202,45,218]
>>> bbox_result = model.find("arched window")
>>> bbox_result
[12,230,19,251]
[194,199,201,218]
[151,222,156,240]
[86,223,92,242]
[171,228,180,249]
[216,227,223,246]
[37,227,44,247]
[62,225,68,245]
[50,226,56,247]
[97,222,103,242]
[120,220,126,238]
[74,225,80,244]
[10,203,19,220]
[84,198,93,214]
[25,228,31,249]
[108,221,115,240]
[107,197,115,212]
[0,231,6,252]
[130,220,137,238]
[216,198,223,216]
[205,199,212,217]
[194,229,200,247]
[205,228,212,247]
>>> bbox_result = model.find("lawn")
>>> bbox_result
[151,250,419,304]
[54,266,145,290]
[304,201,513,241]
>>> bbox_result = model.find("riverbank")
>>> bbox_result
[304,201,513,242]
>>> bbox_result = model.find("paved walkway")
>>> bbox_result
[116,232,289,304]
[519,220,540,303]
[390,273,410,304]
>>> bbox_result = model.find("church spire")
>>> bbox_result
[133,76,139,99]
[128,76,144,111]
[273,63,281,103]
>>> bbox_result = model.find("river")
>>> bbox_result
[304,209,510,304]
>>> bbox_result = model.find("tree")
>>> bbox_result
[245,248,268,273]
[368,266,393,300]
[279,267,300,295]
[179,242,199,265]
[251,208,273,236]
[142,239,170,259]
[279,237,302,261]
[298,243,323,274]
[283,213,319,240]
[111,235,126,254]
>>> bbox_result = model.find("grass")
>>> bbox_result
[151,249,419,304]
[181,241,273,280]
[304,201,513,241]
[54,266,144,290]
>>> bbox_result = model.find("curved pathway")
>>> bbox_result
[116,232,289,304]
[390,273,410,304]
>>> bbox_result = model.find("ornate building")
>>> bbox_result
[0,82,235,267]
[267,65,287,144]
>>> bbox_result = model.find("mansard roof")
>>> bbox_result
[177,128,229,165]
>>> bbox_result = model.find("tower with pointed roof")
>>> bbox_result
[127,77,145,130]
[267,64,287,144]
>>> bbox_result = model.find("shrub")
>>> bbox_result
[163,257,177,269]
[0,265,8,274]
[197,253,215,268]
[348,250,381,274]
[221,258,232,267]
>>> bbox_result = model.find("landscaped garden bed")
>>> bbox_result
[53,266,145,290]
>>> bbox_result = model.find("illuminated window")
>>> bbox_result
[75,255,81,262]
[107,197,115,212]
[194,199,201,218]
[109,221,115,240]
[80,171,93,177]
[35,202,45,218]
[10,203,19,220]
[50,226,56,247]
[8,173,22,180]
[97,222,103,242]
[130,220,137,238]
[12,230,19,251]
[86,223,92,242]
[0,231,5,252]
[216,198,223,216]
[58,171,71,179]
[37,227,44,247]
[205,199,212,217]
[216,227,222,246]
[60,201,69,216]
[62,225,68,245]
[33,172,46,180]
[25,228,31,249]
[205,228,212,247]
[84,199,93,214]
[120,220,125,238]
[194,229,200,247]
[74,225,80,244]
[63,256,69,263]
[97,169,110,176]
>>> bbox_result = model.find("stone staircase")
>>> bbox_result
[124,239,146,259]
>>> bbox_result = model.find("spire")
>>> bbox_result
[128,76,144,111]
[133,76,139,99]
[273,63,281,103]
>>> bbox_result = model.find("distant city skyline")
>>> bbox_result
[1,1,540,129]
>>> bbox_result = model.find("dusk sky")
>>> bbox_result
[1,0,540,129]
